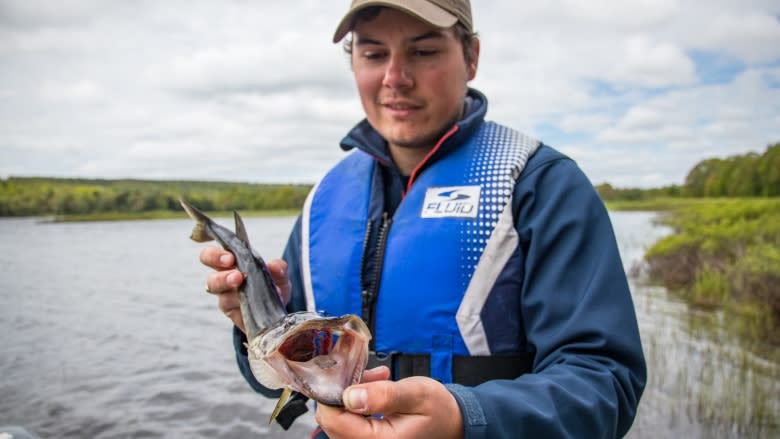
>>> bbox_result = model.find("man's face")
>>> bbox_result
[351,8,478,153]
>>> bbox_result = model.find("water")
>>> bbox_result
[0,212,777,438]
[614,212,779,439]
[0,215,316,438]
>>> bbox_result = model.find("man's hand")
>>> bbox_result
[315,373,464,439]
[200,246,291,333]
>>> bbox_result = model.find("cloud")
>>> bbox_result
[606,36,696,87]
[40,79,103,102]
[599,68,780,149]
[558,113,614,134]
[0,0,778,187]
[0,0,102,29]
[677,9,780,63]
[149,38,351,98]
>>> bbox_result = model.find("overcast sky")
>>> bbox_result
[1,0,778,187]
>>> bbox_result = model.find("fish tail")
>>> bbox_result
[180,198,215,243]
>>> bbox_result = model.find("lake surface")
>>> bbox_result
[0,212,777,438]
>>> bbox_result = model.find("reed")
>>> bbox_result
[643,198,780,346]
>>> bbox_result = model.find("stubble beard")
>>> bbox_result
[386,106,464,152]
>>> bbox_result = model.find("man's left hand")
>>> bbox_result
[315,371,464,439]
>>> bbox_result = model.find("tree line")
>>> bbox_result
[597,141,780,200]
[1,141,777,217]
[0,177,312,217]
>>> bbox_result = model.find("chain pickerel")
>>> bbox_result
[181,199,371,423]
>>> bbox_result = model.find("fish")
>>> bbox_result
[180,199,371,422]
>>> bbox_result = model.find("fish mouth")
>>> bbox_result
[251,314,371,406]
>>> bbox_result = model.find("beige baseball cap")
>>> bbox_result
[332,0,473,43]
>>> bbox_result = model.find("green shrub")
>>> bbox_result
[645,198,780,344]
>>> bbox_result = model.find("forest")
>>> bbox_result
[596,141,780,201]
[0,178,312,217]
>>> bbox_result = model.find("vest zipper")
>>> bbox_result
[361,212,392,351]
[358,218,373,295]
[359,218,373,324]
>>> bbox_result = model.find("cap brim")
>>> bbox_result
[332,0,458,43]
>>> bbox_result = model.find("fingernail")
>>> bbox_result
[227,272,243,285]
[219,254,232,267]
[345,388,367,412]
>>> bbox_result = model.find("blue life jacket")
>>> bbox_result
[300,121,539,383]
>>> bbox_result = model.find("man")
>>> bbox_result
[201,1,646,438]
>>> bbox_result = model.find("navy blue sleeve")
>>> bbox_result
[233,214,307,395]
[447,146,646,438]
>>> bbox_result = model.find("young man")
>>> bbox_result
[201,1,646,438]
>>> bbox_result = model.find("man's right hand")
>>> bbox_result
[200,247,291,334]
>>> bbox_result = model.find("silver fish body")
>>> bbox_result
[180,199,371,408]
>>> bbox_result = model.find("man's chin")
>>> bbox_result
[384,131,446,151]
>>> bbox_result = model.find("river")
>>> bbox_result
[0,212,777,438]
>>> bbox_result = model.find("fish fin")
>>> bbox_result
[269,387,293,425]
[180,199,215,243]
[234,211,250,245]
[189,222,214,243]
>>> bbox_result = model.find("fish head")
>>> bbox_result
[247,312,371,406]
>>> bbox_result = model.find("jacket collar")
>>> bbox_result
[338,88,488,171]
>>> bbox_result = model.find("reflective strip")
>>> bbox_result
[456,200,518,355]
[300,179,322,313]
[456,136,539,355]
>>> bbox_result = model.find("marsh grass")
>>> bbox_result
[690,268,729,309]
[639,198,780,347]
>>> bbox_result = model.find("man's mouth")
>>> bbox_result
[382,100,422,117]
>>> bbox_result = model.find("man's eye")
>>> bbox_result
[362,51,385,60]
[414,49,438,57]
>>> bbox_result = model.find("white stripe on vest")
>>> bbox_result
[456,127,539,355]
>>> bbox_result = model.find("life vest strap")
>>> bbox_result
[367,351,535,386]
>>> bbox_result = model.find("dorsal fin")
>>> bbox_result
[234,211,250,245]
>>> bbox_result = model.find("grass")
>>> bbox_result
[639,198,780,346]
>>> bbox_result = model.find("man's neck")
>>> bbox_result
[387,144,431,176]
[388,113,465,176]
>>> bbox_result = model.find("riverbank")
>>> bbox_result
[615,198,780,352]
[46,208,300,223]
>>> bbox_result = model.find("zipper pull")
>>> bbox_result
[361,289,372,325]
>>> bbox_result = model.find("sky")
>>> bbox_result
[0,0,779,188]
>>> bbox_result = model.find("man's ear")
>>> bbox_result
[467,37,480,80]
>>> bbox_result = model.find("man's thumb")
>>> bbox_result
[343,377,430,415]
[344,387,369,412]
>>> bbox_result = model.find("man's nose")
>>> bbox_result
[382,54,413,89]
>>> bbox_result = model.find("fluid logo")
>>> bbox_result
[420,186,481,219]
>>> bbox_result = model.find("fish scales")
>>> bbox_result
[181,200,286,339]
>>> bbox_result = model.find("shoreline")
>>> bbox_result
[34,209,301,223]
